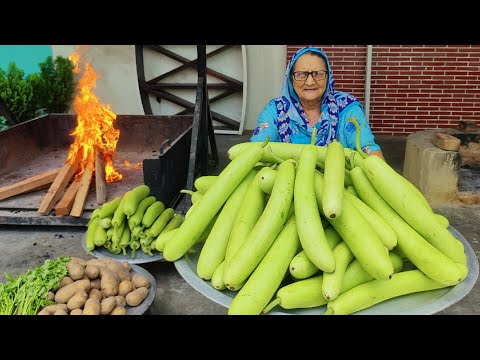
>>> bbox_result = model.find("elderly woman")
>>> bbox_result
[251,46,385,160]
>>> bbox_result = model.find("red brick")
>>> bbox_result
[287,45,480,133]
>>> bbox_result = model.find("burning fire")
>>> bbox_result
[124,160,143,169]
[66,49,122,183]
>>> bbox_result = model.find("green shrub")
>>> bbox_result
[0,55,76,124]
[0,115,8,131]
[0,63,35,124]
[30,55,76,113]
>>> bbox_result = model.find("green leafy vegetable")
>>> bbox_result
[0,256,70,315]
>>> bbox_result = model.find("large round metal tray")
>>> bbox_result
[81,232,163,265]
[174,226,479,315]
[126,264,157,315]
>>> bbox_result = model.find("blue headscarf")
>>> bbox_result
[274,46,360,146]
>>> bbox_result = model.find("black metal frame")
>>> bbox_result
[137,45,219,214]
[135,45,242,132]
[178,45,219,213]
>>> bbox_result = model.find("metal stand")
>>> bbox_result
[177,45,219,214]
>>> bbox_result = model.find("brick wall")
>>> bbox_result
[287,45,480,136]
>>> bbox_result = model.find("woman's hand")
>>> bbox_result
[370,150,385,161]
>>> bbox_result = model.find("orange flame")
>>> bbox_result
[66,50,122,183]
[124,160,143,169]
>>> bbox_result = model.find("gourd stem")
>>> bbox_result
[261,298,281,315]
[349,152,356,169]
[348,118,367,159]
[287,158,298,168]
[267,146,286,164]
[260,136,271,148]
[311,127,317,145]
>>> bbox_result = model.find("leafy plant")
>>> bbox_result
[0,115,8,131]
[0,63,35,124]
[30,55,76,113]
[0,256,70,315]
[0,55,76,125]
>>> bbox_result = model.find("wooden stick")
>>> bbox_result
[38,155,82,215]
[70,164,94,217]
[0,168,61,201]
[95,150,107,205]
[54,179,82,216]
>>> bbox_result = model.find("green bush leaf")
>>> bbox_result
[0,55,76,124]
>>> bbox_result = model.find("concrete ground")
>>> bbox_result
[0,132,478,315]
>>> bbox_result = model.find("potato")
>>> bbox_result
[37,309,51,315]
[107,261,132,282]
[67,291,88,311]
[126,287,149,307]
[69,257,87,267]
[67,262,85,281]
[121,261,131,272]
[86,258,112,267]
[90,278,101,290]
[100,268,119,298]
[54,279,91,304]
[132,273,150,289]
[54,309,69,315]
[83,298,101,315]
[100,296,117,315]
[118,280,135,297]
[40,304,68,315]
[59,276,73,289]
[70,308,83,315]
[89,288,103,303]
[114,295,126,308]
[110,306,127,315]
[84,264,100,280]
[47,291,55,301]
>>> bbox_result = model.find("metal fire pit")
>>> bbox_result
[0,114,193,226]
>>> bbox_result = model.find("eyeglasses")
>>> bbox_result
[292,70,328,82]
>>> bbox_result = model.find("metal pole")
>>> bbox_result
[364,45,373,123]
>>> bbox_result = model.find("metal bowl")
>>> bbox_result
[174,226,479,315]
[126,264,156,315]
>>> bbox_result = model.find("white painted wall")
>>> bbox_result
[52,45,287,131]
[244,45,287,131]
[52,45,144,116]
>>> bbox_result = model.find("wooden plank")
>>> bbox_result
[95,150,107,205]
[38,155,81,215]
[70,165,94,217]
[54,179,81,216]
[432,132,461,151]
[0,168,61,201]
